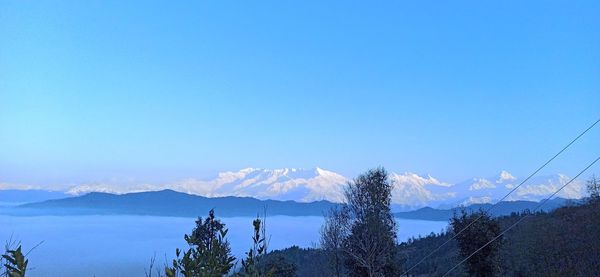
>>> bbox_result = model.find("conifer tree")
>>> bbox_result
[166,209,236,277]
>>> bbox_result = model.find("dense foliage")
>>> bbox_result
[256,247,321,276]
[261,196,600,276]
[449,210,502,276]
[164,210,293,277]
[166,209,236,277]
[402,198,600,276]
[321,168,399,277]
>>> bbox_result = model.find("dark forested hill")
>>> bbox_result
[262,199,600,276]
[16,189,338,217]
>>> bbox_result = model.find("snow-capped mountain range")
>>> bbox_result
[61,167,589,209]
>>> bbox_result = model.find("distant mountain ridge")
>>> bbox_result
[17,189,338,217]
[66,167,348,203]
[394,198,575,221]
[12,190,576,220]
[4,167,589,210]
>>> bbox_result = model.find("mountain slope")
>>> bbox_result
[18,189,338,217]
[67,167,349,203]
[394,198,572,221]
[14,189,573,220]
[43,168,590,209]
[396,200,600,276]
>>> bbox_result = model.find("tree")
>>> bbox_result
[344,168,399,277]
[587,175,600,201]
[237,217,269,277]
[2,245,28,277]
[236,215,297,277]
[321,167,400,277]
[320,207,350,277]
[450,209,502,277]
[166,209,236,277]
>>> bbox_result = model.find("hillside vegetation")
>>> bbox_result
[261,197,600,276]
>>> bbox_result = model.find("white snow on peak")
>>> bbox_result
[390,172,451,187]
[55,168,589,208]
[496,170,516,183]
[469,178,496,190]
[166,167,348,203]
[389,172,455,207]
[66,183,161,195]
[460,196,493,206]
[509,174,586,201]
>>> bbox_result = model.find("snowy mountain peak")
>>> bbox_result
[387,172,456,208]
[60,168,589,209]
[169,167,348,203]
[390,172,451,187]
[496,170,517,183]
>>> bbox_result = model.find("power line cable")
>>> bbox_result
[442,155,600,277]
[402,118,600,276]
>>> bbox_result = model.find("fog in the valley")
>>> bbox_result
[0,214,447,276]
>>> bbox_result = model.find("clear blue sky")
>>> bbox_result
[1,0,599,186]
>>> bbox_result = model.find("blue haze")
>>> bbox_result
[0,214,447,277]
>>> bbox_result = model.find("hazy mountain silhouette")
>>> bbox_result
[394,198,572,221]
[12,189,574,219]
[17,189,338,217]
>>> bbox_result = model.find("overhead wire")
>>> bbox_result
[442,155,600,276]
[402,118,600,276]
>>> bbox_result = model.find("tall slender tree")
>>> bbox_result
[237,217,269,277]
[321,167,400,277]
